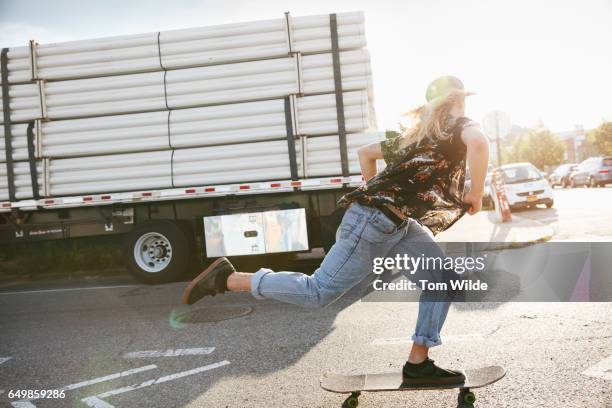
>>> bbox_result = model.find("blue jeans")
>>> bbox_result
[250,202,452,348]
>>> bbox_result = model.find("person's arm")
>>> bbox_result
[461,124,489,215]
[357,142,383,181]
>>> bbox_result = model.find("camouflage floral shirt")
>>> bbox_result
[337,116,475,236]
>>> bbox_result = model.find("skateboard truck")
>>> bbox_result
[342,388,476,408]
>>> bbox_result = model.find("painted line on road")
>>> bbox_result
[10,365,157,407]
[81,360,230,408]
[582,355,612,381]
[372,334,484,346]
[0,285,140,296]
[80,397,115,408]
[0,357,12,365]
[10,402,36,408]
[61,364,159,391]
[123,347,215,358]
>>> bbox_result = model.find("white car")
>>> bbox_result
[499,163,554,209]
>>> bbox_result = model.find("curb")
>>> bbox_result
[476,214,554,251]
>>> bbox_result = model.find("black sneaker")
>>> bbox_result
[182,257,236,305]
[402,358,465,386]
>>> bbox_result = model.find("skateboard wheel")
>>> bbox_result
[459,390,476,404]
[342,392,360,408]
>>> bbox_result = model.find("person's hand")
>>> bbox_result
[463,190,483,215]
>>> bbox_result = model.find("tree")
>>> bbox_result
[587,122,612,156]
[502,129,565,169]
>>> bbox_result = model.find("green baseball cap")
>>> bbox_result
[425,76,474,102]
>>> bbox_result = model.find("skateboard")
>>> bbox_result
[320,365,505,408]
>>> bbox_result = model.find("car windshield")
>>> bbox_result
[501,165,542,184]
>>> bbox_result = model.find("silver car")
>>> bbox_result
[569,156,612,187]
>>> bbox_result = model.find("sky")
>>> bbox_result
[1,0,611,135]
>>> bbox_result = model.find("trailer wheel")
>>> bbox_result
[124,220,189,284]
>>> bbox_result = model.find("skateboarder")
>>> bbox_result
[183,76,490,386]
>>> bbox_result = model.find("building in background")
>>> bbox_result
[554,124,587,163]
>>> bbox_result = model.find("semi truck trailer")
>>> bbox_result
[0,11,382,283]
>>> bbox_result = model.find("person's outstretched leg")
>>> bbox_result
[183,203,403,307]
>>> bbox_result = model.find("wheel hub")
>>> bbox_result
[134,233,173,273]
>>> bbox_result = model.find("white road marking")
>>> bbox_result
[10,365,157,407]
[372,334,484,346]
[582,355,612,381]
[0,357,12,365]
[11,402,36,408]
[0,285,139,296]
[123,347,215,358]
[61,364,158,391]
[81,360,230,407]
[81,396,115,408]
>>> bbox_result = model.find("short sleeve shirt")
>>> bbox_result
[337,115,476,236]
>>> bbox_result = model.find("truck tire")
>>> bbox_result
[123,220,190,284]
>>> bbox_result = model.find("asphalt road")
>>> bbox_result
[514,185,612,242]
[0,187,611,408]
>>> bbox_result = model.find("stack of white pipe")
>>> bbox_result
[0,123,30,162]
[1,11,379,202]
[0,132,383,201]
[47,150,172,197]
[0,49,372,123]
[0,161,44,200]
[1,12,365,84]
[0,90,373,160]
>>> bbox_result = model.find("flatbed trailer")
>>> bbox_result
[0,11,380,283]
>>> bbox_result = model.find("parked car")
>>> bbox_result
[464,170,494,209]
[549,163,577,188]
[498,162,554,209]
[568,156,612,187]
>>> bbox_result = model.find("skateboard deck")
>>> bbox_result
[321,366,505,407]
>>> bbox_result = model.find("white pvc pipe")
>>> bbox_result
[1,90,371,161]
[1,50,371,124]
[1,132,383,200]
[1,11,366,84]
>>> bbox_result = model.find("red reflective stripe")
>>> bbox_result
[83,197,93,202]
[291,181,301,187]
[2,203,11,208]
[142,192,153,197]
[205,187,215,192]
[239,185,250,190]
[271,183,281,188]
[598,169,609,173]
[185,188,196,193]
[101,195,111,200]
[330,178,342,183]
[44,199,54,204]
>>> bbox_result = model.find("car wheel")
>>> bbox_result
[562,178,569,188]
[123,220,192,284]
[570,178,576,188]
[545,200,553,208]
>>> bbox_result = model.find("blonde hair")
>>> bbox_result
[399,89,467,148]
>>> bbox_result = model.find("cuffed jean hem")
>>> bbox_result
[411,334,442,348]
[251,268,274,300]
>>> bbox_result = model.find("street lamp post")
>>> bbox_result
[483,110,511,168]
